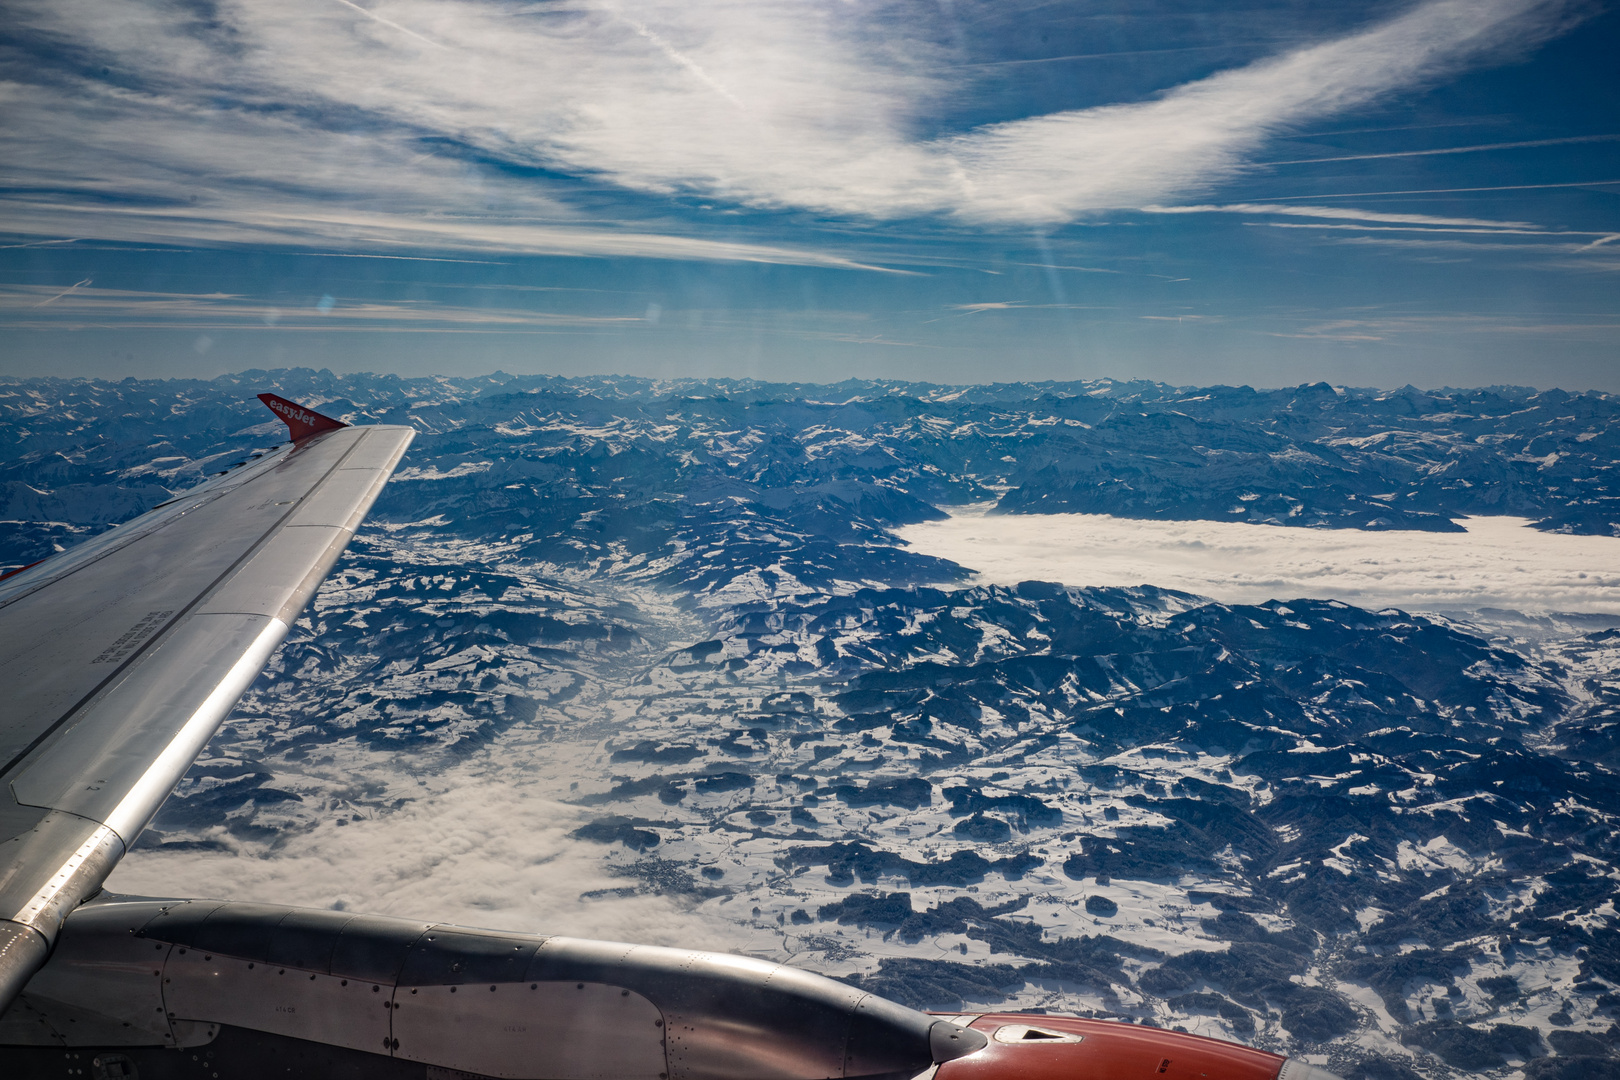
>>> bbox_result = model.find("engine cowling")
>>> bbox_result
[0,894,986,1080]
[933,1012,1343,1080]
[1,895,1341,1080]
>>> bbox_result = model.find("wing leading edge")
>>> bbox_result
[0,399,413,1010]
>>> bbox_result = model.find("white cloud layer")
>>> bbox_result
[0,0,1585,255]
[899,507,1620,614]
[107,763,733,948]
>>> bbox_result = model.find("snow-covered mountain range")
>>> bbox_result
[3,371,1618,1080]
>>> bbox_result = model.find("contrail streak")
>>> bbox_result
[0,238,81,251]
[1251,223,1603,236]
[1263,133,1620,166]
[604,6,742,108]
[33,279,91,307]
[332,0,447,49]
[1255,179,1620,199]
[1573,234,1620,253]
[956,43,1262,68]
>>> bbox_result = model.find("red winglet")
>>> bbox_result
[258,393,348,441]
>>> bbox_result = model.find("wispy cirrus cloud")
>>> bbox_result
[1252,223,1615,239]
[1259,311,1620,340]
[1326,234,1620,274]
[0,0,1591,259]
[0,283,643,332]
[1142,203,1542,229]
[935,0,1585,223]
[1142,198,1620,263]
[0,283,963,353]
[0,195,902,271]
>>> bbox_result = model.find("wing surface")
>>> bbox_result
[0,410,414,1008]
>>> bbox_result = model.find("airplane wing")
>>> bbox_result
[0,396,414,1010]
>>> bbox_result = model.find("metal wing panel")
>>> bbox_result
[0,445,294,610]
[0,420,414,1011]
[194,529,350,623]
[286,470,393,533]
[0,430,367,771]
[9,613,288,836]
[325,428,415,474]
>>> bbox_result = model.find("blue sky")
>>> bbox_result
[1,0,1617,388]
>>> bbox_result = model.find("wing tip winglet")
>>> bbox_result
[258,393,348,441]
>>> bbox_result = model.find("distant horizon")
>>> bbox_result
[0,366,1613,398]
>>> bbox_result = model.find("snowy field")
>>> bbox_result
[899,508,1620,614]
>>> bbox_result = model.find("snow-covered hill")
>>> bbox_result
[4,371,1619,1080]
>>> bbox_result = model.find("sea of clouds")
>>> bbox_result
[899,508,1620,615]
[106,744,746,951]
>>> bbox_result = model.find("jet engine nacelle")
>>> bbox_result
[0,895,985,1080]
[0,894,1344,1080]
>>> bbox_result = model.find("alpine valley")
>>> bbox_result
[4,371,1620,1080]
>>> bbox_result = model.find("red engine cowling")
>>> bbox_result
[934,1012,1343,1080]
